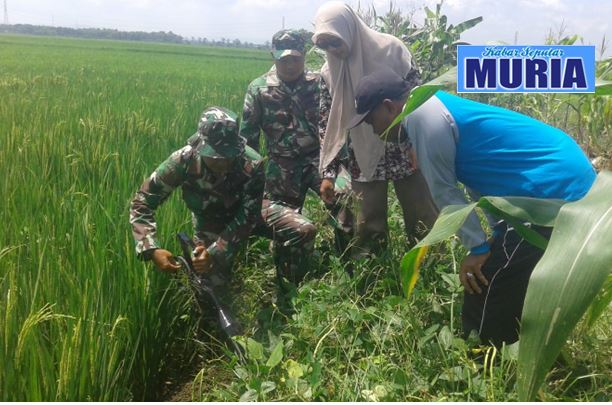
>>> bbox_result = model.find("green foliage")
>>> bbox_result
[381,66,457,140]
[518,171,612,400]
[358,1,482,81]
[1,33,610,402]
[403,2,482,81]
[400,173,611,400]
[364,2,610,161]
[0,34,271,400]
[584,274,612,329]
[197,237,610,401]
[400,196,566,296]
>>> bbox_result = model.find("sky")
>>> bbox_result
[5,0,612,57]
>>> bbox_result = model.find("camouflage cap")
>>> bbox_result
[271,29,305,60]
[197,107,245,159]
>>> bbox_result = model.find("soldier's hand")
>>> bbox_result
[320,178,335,204]
[193,245,213,273]
[152,249,181,273]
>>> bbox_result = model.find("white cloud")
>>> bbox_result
[518,0,567,12]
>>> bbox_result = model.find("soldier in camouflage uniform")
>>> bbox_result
[130,107,270,317]
[240,29,354,285]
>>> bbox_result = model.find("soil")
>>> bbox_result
[159,361,201,402]
[156,332,237,401]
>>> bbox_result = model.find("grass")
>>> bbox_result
[194,202,611,401]
[0,34,609,401]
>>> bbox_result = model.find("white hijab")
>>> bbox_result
[313,1,415,181]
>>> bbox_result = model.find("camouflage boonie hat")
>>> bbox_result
[271,29,305,60]
[197,107,245,158]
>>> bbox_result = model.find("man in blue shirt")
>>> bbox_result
[348,68,596,346]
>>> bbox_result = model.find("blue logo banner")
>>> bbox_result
[457,45,595,93]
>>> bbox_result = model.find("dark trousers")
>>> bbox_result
[352,170,439,257]
[462,222,552,347]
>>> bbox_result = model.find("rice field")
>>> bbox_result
[0,34,609,401]
[0,34,270,400]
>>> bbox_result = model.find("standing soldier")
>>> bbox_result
[130,107,269,326]
[240,29,354,290]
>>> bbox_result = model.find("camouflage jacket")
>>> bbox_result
[240,67,321,203]
[319,77,416,182]
[130,138,265,268]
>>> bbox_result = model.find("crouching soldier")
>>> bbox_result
[129,107,269,328]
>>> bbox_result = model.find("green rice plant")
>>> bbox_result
[0,34,272,400]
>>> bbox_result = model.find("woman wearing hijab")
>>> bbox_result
[314,1,438,256]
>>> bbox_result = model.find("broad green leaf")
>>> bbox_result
[452,16,483,35]
[246,338,264,361]
[261,381,276,394]
[400,196,565,296]
[415,203,478,248]
[381,67,458,140]
[400,203,475,297]
[239,388,258,402]
[438,366,471,382]
[517,171,612,401]
[482,196,565,227]
[424,66,458,87]
[478,197,565,250]
[381,85,441,140]
[584,274,612,329]
[265,341,284,369]
[438,325,454,349]
[400,246,429,297]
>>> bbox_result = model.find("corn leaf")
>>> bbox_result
[400,196,566,297]
[517,171,612,401]
[477,197,565,250]
[400,246,429,297]
[381,67,457,140]
[584,274,612,329]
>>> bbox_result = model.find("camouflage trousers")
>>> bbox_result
[262,163,354,286]
[192,216,272,319]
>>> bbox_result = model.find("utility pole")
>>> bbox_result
[3,0,8,25]
[282,16,285,30]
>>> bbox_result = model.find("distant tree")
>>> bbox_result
[0,24,271,50]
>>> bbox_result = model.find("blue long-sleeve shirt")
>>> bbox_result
[403,91,596,252]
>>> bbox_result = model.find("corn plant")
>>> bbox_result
[400,171,612,399]
[402,1,482,81]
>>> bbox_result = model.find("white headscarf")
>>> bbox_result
[313,1,416,181]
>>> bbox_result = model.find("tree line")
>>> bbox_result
[0,23,270,49]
